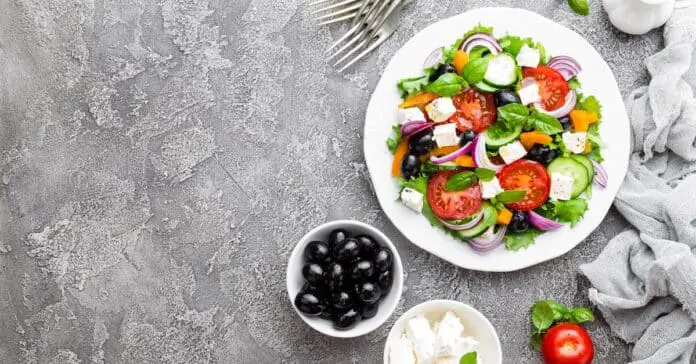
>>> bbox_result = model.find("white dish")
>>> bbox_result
[286,220,404,338]
[383,300,502,364]
[363,7,630,272]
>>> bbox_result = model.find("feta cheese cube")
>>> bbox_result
[406,315,436,364]
[400,188,424,213]
[517,82,541,105]
[433,312,465,357]
[550,172,574,200]
[433,123,459,148]
[449,337,479,359]
[398,107,427,125]
[426,97,457,122]
[389,334,416,364]
[562,131,587,154]
[499,141,528,164]
[516,44,541,68]
[479,177,503,199]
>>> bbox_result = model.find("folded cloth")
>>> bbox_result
[579,2,696,363]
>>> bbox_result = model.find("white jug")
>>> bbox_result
[603,0,675,34]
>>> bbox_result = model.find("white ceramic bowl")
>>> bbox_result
[383,300,502,364]
[286,220,404,338]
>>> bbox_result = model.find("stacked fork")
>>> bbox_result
[311,0,407,71]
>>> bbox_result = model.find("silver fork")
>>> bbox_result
[311,0,373,26]
[333,0,404,72]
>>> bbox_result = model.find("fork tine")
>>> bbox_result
[311,0,361,14]
[308,0,333,6]
[317,11,358,26]
[326,23,360,52]
[338,35,385,71]
[333,38,368,66]
[327,27,367,60]
[314,3,361,21]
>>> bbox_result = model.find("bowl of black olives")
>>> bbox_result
[286,220,404,338]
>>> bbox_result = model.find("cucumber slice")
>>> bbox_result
[483,53,518,87]
[547,157,591,198]
[570,155,594,181]
[484,123,523,148]
[473,81,500,93]
[456,203,498,239]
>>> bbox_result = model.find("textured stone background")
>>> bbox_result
[0,0,665,363]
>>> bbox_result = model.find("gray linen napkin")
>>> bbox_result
[579,2,696,363]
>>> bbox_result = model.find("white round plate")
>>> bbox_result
[363,7,630,272]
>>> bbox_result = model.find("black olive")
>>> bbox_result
[360,303,379,319]
[429,63,457,82]
[328,229,349,250]
[408,129,435,155]
[356,282,382,304]
[331,290,354,310]
[400,154,421,180]
[373,248,393,272]
[527,145,559,165]
[302,263,326,286]
[327,262,346,292]
[376,270,393,293]
[333,308,361,330]
[333,238,362,264]
[294,292,325,316]
[509,210,530,233]
[350,260,375,282]
[559,116,572,131]
[355,235,379,258]
[494,90,521,106]
[304,241,331,263]
[459,130,476,146]
[319,305,339,320]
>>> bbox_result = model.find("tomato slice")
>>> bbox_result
[427,171,482,220]
[498,159,550,211]
[541,323,594,364]
[450,89,496,133]
[522,65,570,111]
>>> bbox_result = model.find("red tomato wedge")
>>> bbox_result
[427,171,483,220]
[541,323,594,364]
[450,89,496,133]
[498,160,550,211]
[522,66,570,111]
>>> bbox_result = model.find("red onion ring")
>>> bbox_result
[548,56,582,80]
[469,225,507,252]
[437,211,483,231]
[423,48,443,69]
[472,134,503,172]
[401,121,431,137]
[460,33,501,55]
[528,211,563,231]
[533,90,577,118]
[591,160,608,188]
[430,142,474,164]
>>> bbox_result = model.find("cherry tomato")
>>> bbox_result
[450,89,497,132]
[541,323,594,364]
[498,159,550,211]
[522,66,570,111]
[427,171,482,220]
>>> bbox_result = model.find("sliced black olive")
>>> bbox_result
[401,154,421,180]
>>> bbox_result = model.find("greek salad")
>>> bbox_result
[387,24,608,252]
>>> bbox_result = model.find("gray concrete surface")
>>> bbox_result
[0,0,665,362]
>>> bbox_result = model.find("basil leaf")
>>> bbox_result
[397,75,430,99]
[568,0,590,15]
[462,23,494,40]
[474,168,496,182]
[467,46,490,62]
[531,332,543,351]
[536,300,567,321]
[461,56,490,84]
[497,103,530,129]
[553,198,588,227]
[531,300,555,332]
[386,125,402,154]
[565,307,595,324]
[495,190,526,204]
[529,110,564,135]
[444,172,476,192]
[504,228,541,251]
[421,161,460,175]
[459,352,477,364]
[426,73,468,97]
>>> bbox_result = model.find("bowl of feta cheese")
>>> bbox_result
[383,300,502,364]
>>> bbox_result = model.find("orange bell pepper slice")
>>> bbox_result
[454,155,475,167]
[429,145,461,157]
[569,110,598,132]
[496,208,513,225]
[391,140,408,177]
[583,140,592,154]
[453,50,469,75]
[519,131,553,150]
[399,92,438,109]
